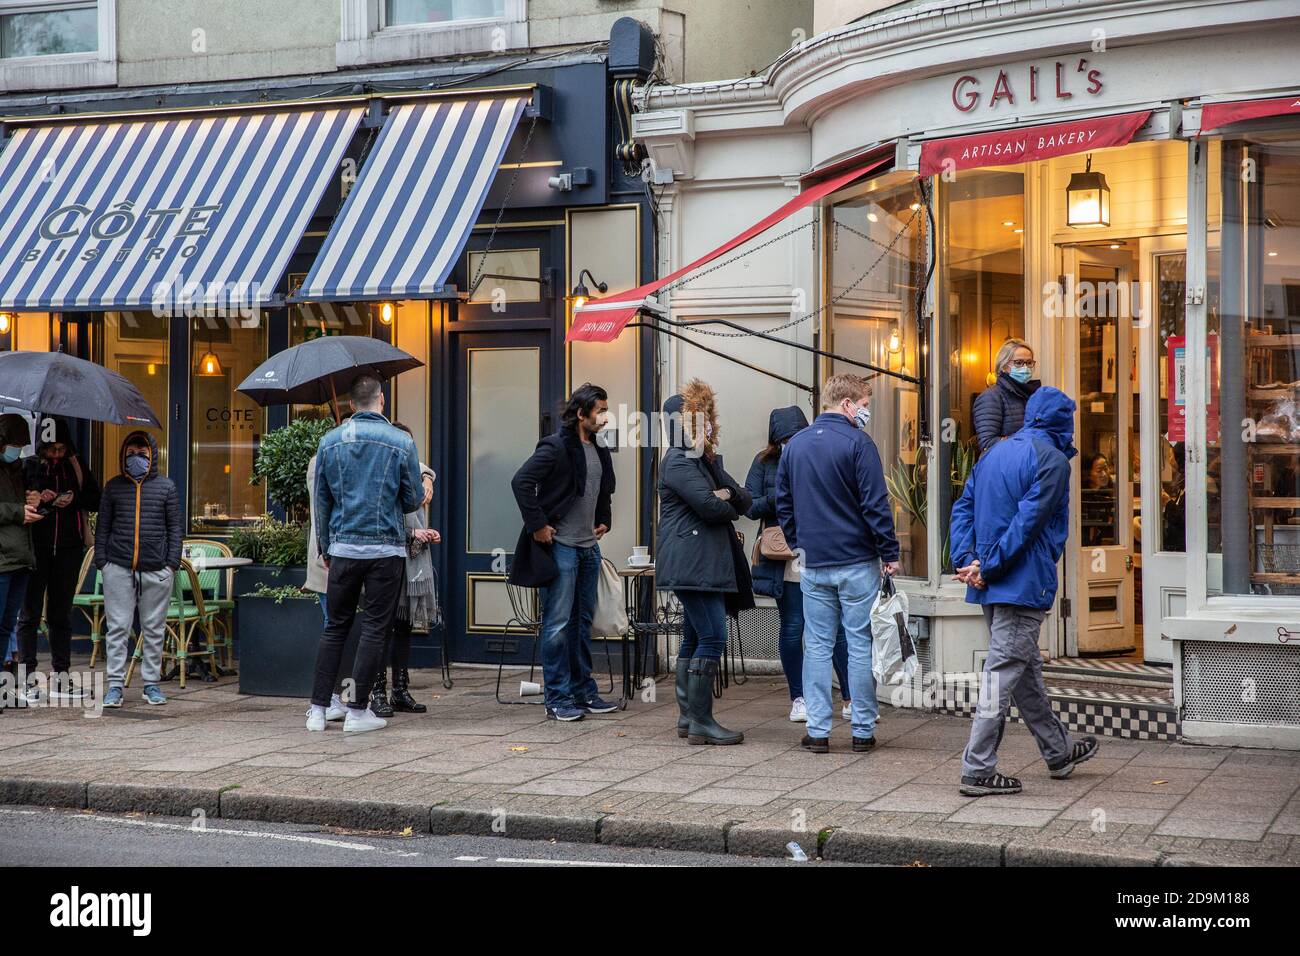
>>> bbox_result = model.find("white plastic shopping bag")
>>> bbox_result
[871,575,916,685]
[591,557,630,639]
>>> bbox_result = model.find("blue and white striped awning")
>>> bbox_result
[296,95,528,301]
[0,106,363,312]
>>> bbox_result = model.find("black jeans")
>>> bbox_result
[311,555,405,709]
[388,616,412,676]
[17,547,84,676]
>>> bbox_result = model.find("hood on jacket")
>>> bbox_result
[36,416,77,457]
[768,406,809,445]
[119,430,161,482]
[1023,387,1078,458]
[675,379,719,457]
[0,413,31,450]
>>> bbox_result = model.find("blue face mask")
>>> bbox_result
[1,446,21,464]
[1008,365,1033,385]
[125,453,150,480]
[852,404,871,430]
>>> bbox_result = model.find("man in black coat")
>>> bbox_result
[94,431,181,709]
[17,417,99,700]
[510,383,616,722]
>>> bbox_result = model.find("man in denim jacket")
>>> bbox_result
[308,374,425,733]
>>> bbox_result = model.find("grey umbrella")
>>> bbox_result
[236,336,422,413]
[0,350,161,427]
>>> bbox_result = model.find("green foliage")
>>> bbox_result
[885,438,980,574]
[249,416,333,521]
[228,517,308,568]
[243,582,318,604]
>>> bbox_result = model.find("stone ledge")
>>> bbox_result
[220,791,430,833]
[823,828,1005,866]
[0,777,86,810]
[87,783,220,817]
[600,816,729,854]
[429,805,604,844]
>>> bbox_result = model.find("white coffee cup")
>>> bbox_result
[632,545,649,559]
[519,680,542,697]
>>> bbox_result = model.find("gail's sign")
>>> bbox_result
[951,59,1104,113]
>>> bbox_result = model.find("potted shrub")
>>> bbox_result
[236,583,359,698]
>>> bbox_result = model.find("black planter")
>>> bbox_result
[236,593,361,698]
[233,563,306,594]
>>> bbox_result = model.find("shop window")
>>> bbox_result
[937,166,1027,571]
[0,2,96,58]
[391,300,432,463]
[829,176,929,577]
[467,346,538,553]
[1209,133,1300,597]
[189,317,267,531]
[97,311,168,478]
[466,248,541,305]
[385,0,504,26]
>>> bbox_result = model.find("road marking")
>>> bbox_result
[454,855,486,861]
[491,857,667,867]
[0,808,417,856]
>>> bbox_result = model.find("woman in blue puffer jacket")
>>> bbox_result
[744,406,852,725]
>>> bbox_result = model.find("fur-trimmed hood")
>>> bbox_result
[663,378,719,457]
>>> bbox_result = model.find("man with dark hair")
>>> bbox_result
[510,383,617,721]
[309,374,425,733]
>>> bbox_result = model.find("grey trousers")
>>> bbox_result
[103,563,173,689]
[961,603,1072,778]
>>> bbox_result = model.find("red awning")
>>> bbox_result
[567,155,889,343]
[917,110,1151,177]
[1200,95,1300,135]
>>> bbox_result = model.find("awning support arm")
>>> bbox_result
[659,314,921,386]
[628,320,813,393]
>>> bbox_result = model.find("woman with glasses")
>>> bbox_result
[974,339,1040,454]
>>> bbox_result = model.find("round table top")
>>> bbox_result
[183,555,254,569]
[619,562,654,576]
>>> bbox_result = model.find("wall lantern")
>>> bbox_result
[378,302,394,325]
[0,313,10,335]
[196,342,224,377]
[1066,153,1111,228]
[886,327,902,354]
[569,269,608,311]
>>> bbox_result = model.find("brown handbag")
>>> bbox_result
[758,523,794,561]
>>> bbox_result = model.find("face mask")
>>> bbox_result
[1008,366,1033,385]
[1,446,20,464]
[125,453,149,480]
[849,403,871,430]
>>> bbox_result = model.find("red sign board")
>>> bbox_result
[917,110,1151,177]
[1166,334,1219,443]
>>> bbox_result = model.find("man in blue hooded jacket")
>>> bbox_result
[949,387,1098,796]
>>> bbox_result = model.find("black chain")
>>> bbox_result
[670,208,920,339]
[467,110,539,299]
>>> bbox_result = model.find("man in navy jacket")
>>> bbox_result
[949,387,1098,796]
[777,374,900,753]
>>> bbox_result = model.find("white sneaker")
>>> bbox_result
[305,711,326,732]
[842,702,852,720]
[325,703,348,721]
[343,708,387,733]
[788,697,808,722]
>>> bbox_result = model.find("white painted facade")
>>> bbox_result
[631,0,1300,747]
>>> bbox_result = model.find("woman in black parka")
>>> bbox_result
[973,338,1040,454]
[657,380,753,746]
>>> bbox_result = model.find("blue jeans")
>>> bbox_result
[675,590,728,660]
[776,585,850,702]
[0,571,30,662]
[538,543,601,710]
[800,560,881,739]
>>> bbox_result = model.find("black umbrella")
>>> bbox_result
[236,336,422,415]
[0,350,161,427]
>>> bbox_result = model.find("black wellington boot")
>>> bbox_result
[686,657,743,746]
[674,657,690,738]
[390,668,427,713]
[369,669,394,718]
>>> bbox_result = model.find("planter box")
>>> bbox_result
[233,563,306,594]
[236,593,361,698]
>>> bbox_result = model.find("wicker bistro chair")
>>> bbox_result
[124,561,222,690]
[72,549,106,668]
[181,538,235,669]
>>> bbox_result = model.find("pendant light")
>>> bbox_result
[1066,153,1111,228]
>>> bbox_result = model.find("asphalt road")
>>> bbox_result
[0,805,843,867]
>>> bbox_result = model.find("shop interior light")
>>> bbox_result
[196,340,223,377]
[866,212,879,223]
[909,202,921,211]
[379,302,394,325]
[0,313,10,334]
[1002,220,1015,227]
[887,328,902,353]
[147,363,157,377]
[1066,153,1111,228]
[569,269,608,311]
